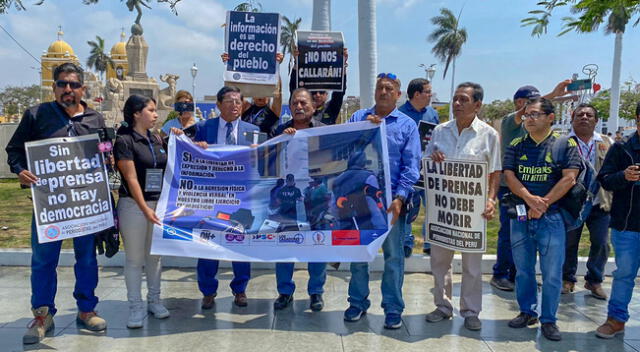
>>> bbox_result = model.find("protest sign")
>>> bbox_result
[25,134,114,243]
[224,11,280,97]
[414,121,437,190]
[295,30,345,91]
[151,121,391,262]
[423,158,488,253]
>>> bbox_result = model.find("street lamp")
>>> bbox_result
[419,64,436,81]
[190,62,198,117]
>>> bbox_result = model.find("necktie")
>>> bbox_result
[225,122,236,145]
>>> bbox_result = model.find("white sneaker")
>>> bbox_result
[127,303,145,329]
[148,301,170,319]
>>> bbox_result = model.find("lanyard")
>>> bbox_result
[577,139,595,164]
[146,133,157,168]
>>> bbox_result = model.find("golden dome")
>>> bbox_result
[110,41,126,56]
[47,28,75,56]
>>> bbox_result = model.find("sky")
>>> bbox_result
[1,0,640,104]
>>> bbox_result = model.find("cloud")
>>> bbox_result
[173,0,226,32]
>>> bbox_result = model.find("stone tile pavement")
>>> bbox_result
[1,266,639,352]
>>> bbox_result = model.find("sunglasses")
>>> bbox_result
[55,80,82,89]
[311,91,327,96]
[377,73,398,80]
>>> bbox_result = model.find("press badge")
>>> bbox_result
[516,204,527,222]
[145,168,163,192]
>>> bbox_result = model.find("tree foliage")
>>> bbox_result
[86,36,114,80]
[233,1,262,12]
[0,0,182,15]
[590,87,640,120]
[280,16,301,72]
[0,84,40,116]
[479,99,515,121]
[428,7,467,79]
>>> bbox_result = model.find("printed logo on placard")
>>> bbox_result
[312,231,326,245]
[332,230,360,246]
[44,225,60,239]
[162,225,191,241]
[233,73,241,80]
[251,233,276,245]
[278,232,305,245]
[224,233,247,245]
[194,229,219,244]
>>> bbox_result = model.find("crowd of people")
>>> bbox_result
[5,57,640,345]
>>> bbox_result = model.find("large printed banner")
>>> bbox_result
[295,30,345,91]
[25,135,114,243]
[224,11,280,86]
[151,121,392,262]
[423,158,488,253]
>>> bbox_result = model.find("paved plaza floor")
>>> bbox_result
[1,265,639,351]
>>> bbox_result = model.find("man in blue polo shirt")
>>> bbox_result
[398,78,439,257]
[342,73,421,329]
[503,97,581,341]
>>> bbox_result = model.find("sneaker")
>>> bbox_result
[273,294,293,310]
[384,313,403,329]
[127,303,145,329]
[425,309,452,323]
[585,282,608,300]
[595,317,625,339]
[541,323,562,341]
[76,311,107,331]
[464,316,482,331]
[490,277,515,291]
[309,294,324,312]
[233,292,248,307]
[23,306,54,345]
[148,300,170,319]
[508,313,538,328]
[403,246,412,258]
[201,294,216,310]
[561,281,575,294]
[344,306,366,322]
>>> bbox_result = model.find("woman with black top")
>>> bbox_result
[114,95,169,328]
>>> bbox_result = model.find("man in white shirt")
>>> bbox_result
[424,82,501,331]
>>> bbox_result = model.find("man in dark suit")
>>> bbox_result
[193,86,259,309]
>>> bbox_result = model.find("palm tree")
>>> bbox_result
[234,1,262,12]
[358,0,377,109]
[280,16,302,73]
[522,0,640,133]
[428,7,467,119]
[86,36,114,81]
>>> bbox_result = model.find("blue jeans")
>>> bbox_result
[563,205,610,284]
[493,186,516,281]
[511,211,565,324]
[403,190,430,250]
[196,259,250,295]
[30,218,99,316]
[275,262,327,295]
[608,229,640,322]
[348,215,405,315]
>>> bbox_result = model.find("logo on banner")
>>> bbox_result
[44,225,60,239]
[332,230,360,245]
[252,233,276,245]
[278,233,305,245]
[224,233,247,245]
[194,229,218,244]
[312,231,326,245]
[233,73,241,80]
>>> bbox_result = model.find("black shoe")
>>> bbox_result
[541,323,562,341]
[309,294,324,311]
[490,277,515,291]
[273,294,293,310]
[508,313,539,328]
[423,247,431,256]
[403,246,412,258]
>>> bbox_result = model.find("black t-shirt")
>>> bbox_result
[114,129,168,201]
[242,104,279,134]
[277,185,302,220]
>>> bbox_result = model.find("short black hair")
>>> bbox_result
[572,103,599,120]
[216,86,242,103]
[456,82,483,102]
[526,97,555,115]
[53,62,84,85]
[407,78,430,100]
[286,173,295,182]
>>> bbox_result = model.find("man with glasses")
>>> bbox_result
[398,78,439,257]
[504,98,581,341]
[595,103,640,339]
[191,86,259,309]
[342,73,421,329]
[6,62,108,344]
[425,82,501,332]
[562,104,612,300]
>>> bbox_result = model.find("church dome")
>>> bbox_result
[110,31,127,56]
[47,29,74,56]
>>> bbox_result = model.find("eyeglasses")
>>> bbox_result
[55,80,82,89]
[522,112,547,120]
[377,73,398,80]
[311,91,327,96]
[221,99,243,105]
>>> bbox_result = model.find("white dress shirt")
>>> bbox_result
[217,117,240,145]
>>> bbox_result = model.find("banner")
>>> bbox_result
[296,30,344,91]
[224,11,280,86]
[25,134,114,243]
[414,121,437,189]
[423,158,488,253]
[151,121,392,262]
